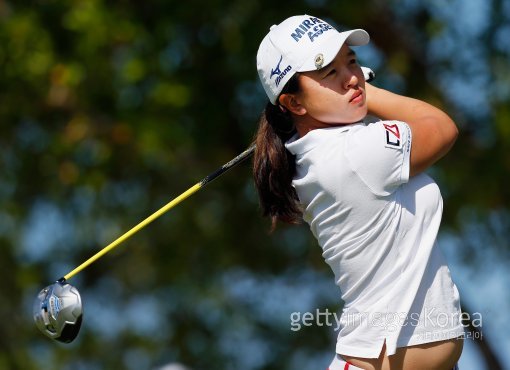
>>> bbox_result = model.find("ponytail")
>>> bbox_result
[253,74,302,231]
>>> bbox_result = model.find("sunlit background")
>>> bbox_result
[1,0,509,369]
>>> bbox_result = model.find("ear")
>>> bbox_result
[278,93,306,116]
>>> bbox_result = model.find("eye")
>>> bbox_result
[349,58,358,65]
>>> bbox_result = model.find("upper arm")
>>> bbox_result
[345,121,412,196]
[407,109,458,177]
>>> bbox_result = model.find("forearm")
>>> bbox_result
[366,83,449,124]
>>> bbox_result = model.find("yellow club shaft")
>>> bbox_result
[59,144,255,282]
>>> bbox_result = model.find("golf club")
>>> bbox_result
[34,144,255,343]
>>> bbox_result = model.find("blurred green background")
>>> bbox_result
[1,0,509,369]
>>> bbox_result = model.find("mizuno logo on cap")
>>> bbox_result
[270,55,292,87]
[270,56,284,78]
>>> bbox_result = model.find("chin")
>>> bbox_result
[352,109,368,122]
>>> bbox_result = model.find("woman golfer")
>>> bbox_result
[253,15,464,370]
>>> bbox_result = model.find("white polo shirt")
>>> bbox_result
[285,121,464,358]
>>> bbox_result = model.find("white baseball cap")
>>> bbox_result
[257,15,370,104]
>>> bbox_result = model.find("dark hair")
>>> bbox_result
[253,73,302,231]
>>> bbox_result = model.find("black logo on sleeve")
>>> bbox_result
[383,123,401,147]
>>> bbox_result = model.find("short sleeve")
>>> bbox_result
[345,120,412,196]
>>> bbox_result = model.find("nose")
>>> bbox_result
[343,70,359,90]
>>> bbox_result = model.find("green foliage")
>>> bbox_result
[0,0,508,369]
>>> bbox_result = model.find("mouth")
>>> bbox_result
[349,90,363,103]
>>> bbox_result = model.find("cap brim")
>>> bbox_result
[297,29,369,72]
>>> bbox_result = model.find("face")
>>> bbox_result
[281,44,367,130]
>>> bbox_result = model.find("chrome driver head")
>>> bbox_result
[33,280,83,343]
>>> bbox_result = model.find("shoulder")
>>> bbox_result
[285,126,351,156]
